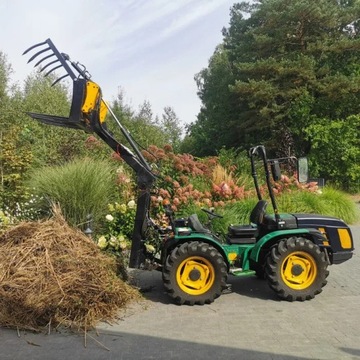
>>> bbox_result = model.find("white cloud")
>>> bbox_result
[161,0,229,40]
[1,0,234,124]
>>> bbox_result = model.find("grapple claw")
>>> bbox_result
[23,38,77,83]
[35,53,56,67]
[40,59,60,73]
[44,64,63,77]
[51,74,70,87]
[27,46,51,64]
[22,39,48,55]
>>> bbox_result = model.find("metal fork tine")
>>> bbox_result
[22,39,48,55]
[40,59,60,73]
[51,73,70,86]
[44,64,63,77]
[24,38,78,82]
[34,53,56,67]
[27,47,51,64]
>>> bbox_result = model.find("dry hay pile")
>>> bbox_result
[0,213,140,331]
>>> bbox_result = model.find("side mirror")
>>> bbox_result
[271,160,282,181]
[298,157,309,183]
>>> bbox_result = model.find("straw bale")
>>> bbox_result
[0,213,140,331]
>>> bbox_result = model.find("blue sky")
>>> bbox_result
[0,0,235,125]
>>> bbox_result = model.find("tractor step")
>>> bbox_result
[229,268,256,277]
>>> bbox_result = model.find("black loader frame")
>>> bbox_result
[23,38,155,268]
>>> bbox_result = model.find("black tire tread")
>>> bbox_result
[265,237,329,302]
[162,241,227,305]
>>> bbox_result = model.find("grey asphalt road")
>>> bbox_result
[1,226,360,360]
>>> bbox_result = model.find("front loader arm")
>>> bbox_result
[23,39,156,268]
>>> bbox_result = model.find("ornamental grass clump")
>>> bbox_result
[29,158,117,229]
[0,210,140,332]
[274,187,359,224]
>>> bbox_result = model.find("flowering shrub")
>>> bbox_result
[272,175,319,194]
[114,165,134,203]
[105,144,323,218]
[13,193,46,221]
[0,209,15,233]
[96,200,136,255]
[144,145,242,212]
[0,193,45,234]
[96,145,325,258]
[142,145,312,213]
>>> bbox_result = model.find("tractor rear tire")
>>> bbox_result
[252,252,269,280]
[255,264,266,280]
[162,241,227,305]
[265,237,329,301]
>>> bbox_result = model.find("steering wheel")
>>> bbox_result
[201,208,223,219]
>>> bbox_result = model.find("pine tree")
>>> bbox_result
[190,0,360,158]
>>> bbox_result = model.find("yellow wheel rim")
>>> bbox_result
[176,256,215,295]
[281,251,317,290]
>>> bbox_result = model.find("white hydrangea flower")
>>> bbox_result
[97,236,108,249]
[119,241,127,250]
[105,214,114,221]
[145,244,156,253]
[109,236,118,247]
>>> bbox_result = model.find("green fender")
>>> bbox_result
[169,232,231,268]
[249,229,311,262]
[175,232,221,247]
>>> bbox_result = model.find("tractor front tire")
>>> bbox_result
[162,241,227,305]
[265,237,329,301]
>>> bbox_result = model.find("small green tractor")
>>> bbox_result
[24,39,354,305]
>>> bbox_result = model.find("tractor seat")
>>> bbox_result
[226,200,268,245]
[249,199,268,225]
[188,214,210,233]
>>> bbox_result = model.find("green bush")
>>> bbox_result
[275,187,359,224]
[305,115,360,193]
[29,158,117,229]
[276,191,328,215]
[317,187,359,224]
